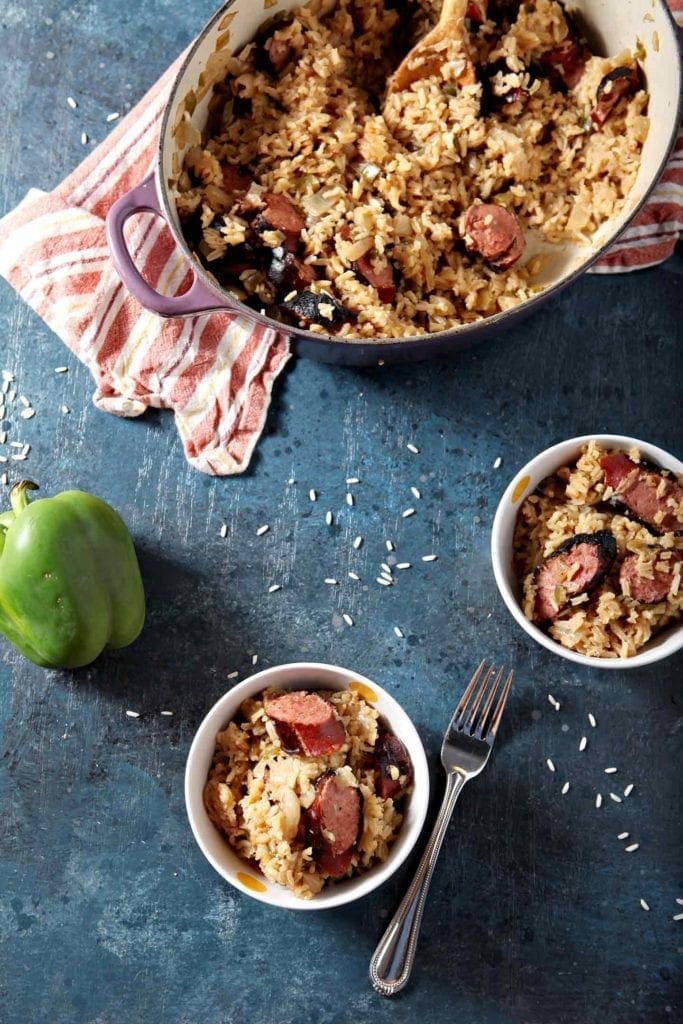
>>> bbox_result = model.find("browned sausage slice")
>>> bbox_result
[306,772,363,877]
[533,531,617,624]
[600,452,683,534]
[355,252,396,303]
[267,248,318,293]
[263,690,346,756]
[620,550,683,604]
[462,203,525,271]
[266,35,295,75]
[375,729,414,801]
[466,1,487,25]
[255,193,306,252]
[221,164,252,195]
[592,62,642,127]
[540,37,591,89]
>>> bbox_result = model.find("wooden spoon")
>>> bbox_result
[386,0,476,98]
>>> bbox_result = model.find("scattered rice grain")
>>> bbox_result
[595,793,602,808]
[624,843,639,852]
[546,758,555,772]
[579,736,587,751]
[342,613,353,626]
[402,508,416,518]
[406,443,419,454]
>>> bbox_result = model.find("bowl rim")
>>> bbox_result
[491,434,683,669]
[184,661,431,910]
[156,0,683,350]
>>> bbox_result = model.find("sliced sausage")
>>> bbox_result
[253,193,306,253]
[375,729,414,801]
[466,1,487,25]
[533,530,617,624]
[266,35,295,75]
[355,252,396,304]
[600,451,683,534]
[267,247,318,293]
[217,240,264,276]
[281,289,353,331]
[592,62,642,127]
[462,203,525,271]
[263,690,346,756]
[306,771,363,877]
[221,164,252,195]
[620,550,683,604]
[540,37,591,90]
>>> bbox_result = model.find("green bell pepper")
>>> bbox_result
[0,480,145,669]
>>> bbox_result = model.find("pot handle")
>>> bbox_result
[105,173,230,317]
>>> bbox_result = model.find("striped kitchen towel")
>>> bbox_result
[0,53,290,477]
[0,11,681,475]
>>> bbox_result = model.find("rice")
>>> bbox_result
[204,688,407,899]
[173,0,648,340]
[513,441,683,658]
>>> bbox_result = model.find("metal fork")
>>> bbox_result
[369,660,513,997]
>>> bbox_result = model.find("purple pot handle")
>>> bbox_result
[105,174,230,317]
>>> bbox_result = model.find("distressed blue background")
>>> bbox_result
[0,3,681,1023]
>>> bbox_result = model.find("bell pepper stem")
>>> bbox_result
[9,480,39,516]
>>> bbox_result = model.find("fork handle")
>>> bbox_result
[369,769,467,996]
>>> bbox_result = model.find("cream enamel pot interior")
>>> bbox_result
[106,0,682,367]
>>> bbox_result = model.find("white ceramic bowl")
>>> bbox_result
[491,434,683,669]
[185,662,430,909]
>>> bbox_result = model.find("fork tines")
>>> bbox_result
[453,659,513,739]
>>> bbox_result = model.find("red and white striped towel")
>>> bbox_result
[0,11,681,475]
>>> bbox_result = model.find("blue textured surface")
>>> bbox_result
[0,3,681,1023]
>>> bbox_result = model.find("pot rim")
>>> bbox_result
[156,0,683,350]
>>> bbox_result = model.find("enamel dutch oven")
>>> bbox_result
[106,0,682,367]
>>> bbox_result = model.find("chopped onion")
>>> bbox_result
[302,189,338,218]
[344,236,374,261]
[394,214,412,237]
[359,161,381,183]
